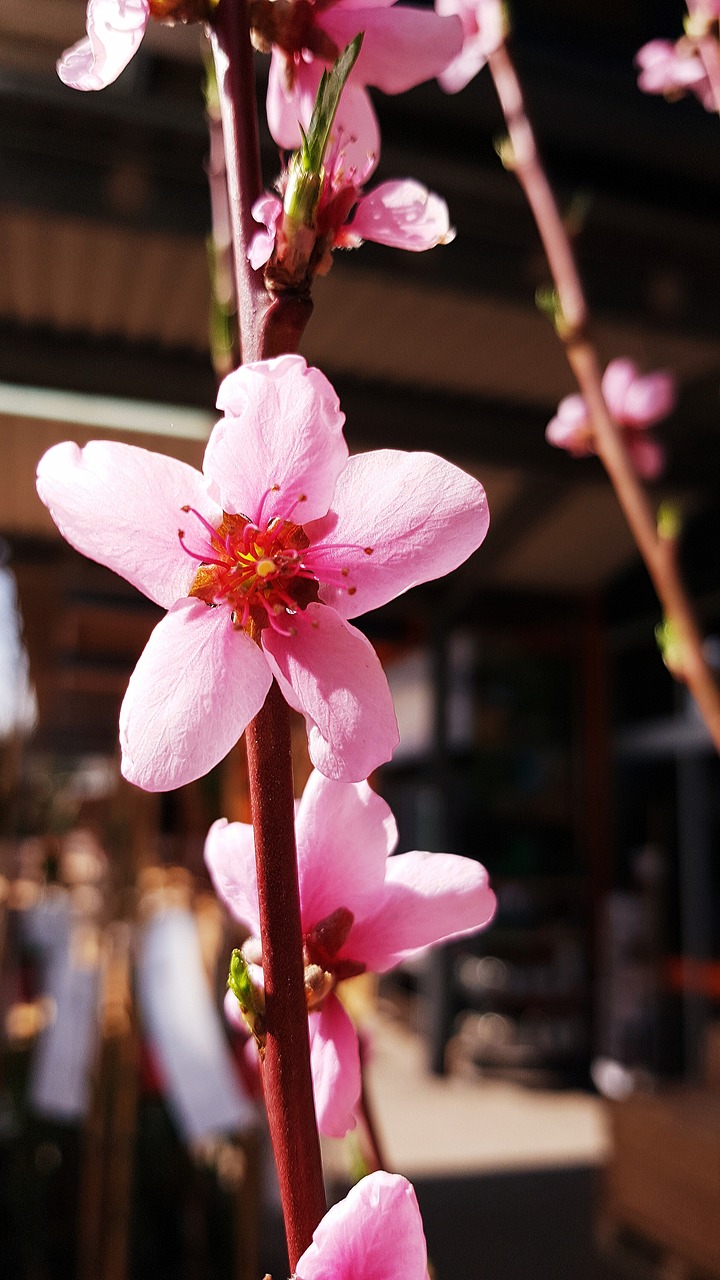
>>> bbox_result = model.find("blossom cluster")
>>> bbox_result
[546,358,675,480]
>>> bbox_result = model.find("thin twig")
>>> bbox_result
[697,33,720,116]
[358,1034,389,1174]
[488,39,720,750]
[209,0,313,363]
[209,0,268,364]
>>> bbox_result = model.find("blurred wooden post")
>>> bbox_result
[78,920,138,1280]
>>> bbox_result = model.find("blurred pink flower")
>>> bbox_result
[37,356,488,792]
[295,1171,429,1280]
[435,0,505,93]
[635,38,716,111]
[207,769,495,1136]
[262,0,463,162]
[57,0,150,90]
[546,358,675,480]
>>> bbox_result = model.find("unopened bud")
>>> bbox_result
[657,502,682,542]
[304,963,335,1010]
[494,135,515,171]
[655,617,685,676]
[228,949,266,1051]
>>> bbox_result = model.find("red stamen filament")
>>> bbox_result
[181,504,368,628]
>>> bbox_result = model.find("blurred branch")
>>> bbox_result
[488,38,720,750]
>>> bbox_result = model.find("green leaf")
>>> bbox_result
[303,34,364,174]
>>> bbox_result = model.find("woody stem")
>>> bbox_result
[210,0,313,363]
[209,0,325,1265]
[488,37,720,751]
[245,680,327,1269]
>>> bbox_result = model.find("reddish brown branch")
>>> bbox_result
[209,0,313,363]
[208,1,323,1263]
[488,40,720,750]
[210,0,268,364]
[245,681,327,1269]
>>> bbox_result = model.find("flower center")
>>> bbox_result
[247,0,338,61]
[241,906,366,1017]
[303,906,366,1009]
[179,504,321,637]
[148,0,214,24]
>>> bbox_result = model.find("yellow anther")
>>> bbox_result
[256,557,276,578]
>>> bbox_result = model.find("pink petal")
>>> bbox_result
[344,850,496,972]
[600,358,638,419]
[318,6,463,95]
[206,357,348,525]
[262,604,399,782]
[628,435,666,481]
[248,193,283,270]
[267,53,380,175]
[36,440,220,609]
[309,995,361,1138]
[295,771,397,930]
[204,818,260,935]
[119,599,272,791]
[331,0,397,10]
[296,1171,428,1280]
[310,451,488,620]
[57,0,149,91]
[545,394,591,455]
[329,81,382,177]
[556,393,589,429]
[266,50,319,151]
[623,371,676,427]
[348,180,454,251]
[436,0,505,93]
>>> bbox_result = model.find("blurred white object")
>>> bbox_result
[137,907,257,1142]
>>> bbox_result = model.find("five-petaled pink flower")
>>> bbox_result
[261,0,463,167]
[37,356,489,792]
[206,768,496,1136]
[546,358,675,480]
[435,0,505,93]
[295,1171,429,1280]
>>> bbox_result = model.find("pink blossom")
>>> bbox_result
[250,165,454,278]
[435,0,505,93]
[57,0,150,91]
[635,39,716,111]
[262,2,463,159]
[295,1171,429,1280]
[37,356,489,792]
[206,768,496,1136]
[546,358,675,480]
